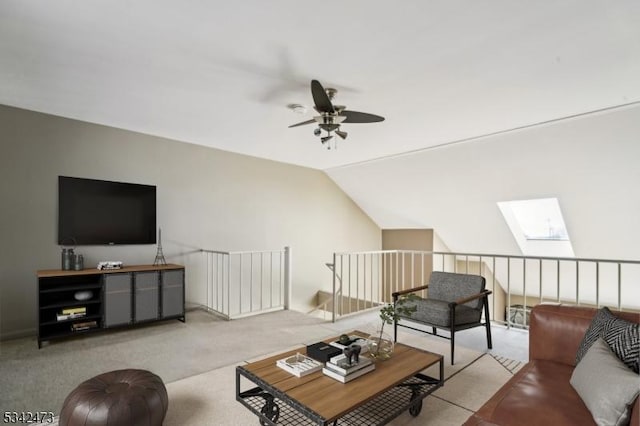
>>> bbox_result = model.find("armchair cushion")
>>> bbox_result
[400,298,482,327]
[429,271,486,310]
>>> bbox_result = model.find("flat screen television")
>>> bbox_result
[58,176,156,245]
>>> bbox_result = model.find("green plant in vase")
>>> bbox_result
[370,294,418,360]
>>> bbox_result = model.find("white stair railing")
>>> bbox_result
[201,246,290,319]
[329,250,640,327]
[308,263,344,320]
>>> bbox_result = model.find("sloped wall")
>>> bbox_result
[327,106,640,262]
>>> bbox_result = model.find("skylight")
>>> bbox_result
[498,198,574,257]
[504,198,569,240]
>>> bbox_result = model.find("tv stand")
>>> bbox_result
[37,264,185,348]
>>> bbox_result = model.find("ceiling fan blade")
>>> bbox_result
[288,119,316,128]
[311,80,335,113]
[335,130,348,140]
[342,110,385,123]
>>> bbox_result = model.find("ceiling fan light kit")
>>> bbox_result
[289,80,384,150]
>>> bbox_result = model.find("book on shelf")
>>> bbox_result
[71,320,97,331]
[325,355,373,376]
[276,353,323,377]
[322,363,375,383]
[57,312,86,321]
[62,307,87,315]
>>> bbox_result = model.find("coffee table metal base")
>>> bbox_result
[237,369,443,426]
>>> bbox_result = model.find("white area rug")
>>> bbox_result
[34,329,523,425]
[163,333,523,426]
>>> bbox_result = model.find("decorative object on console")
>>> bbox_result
[153,228,167,266]
[74,290,93,301]
[73,254,84,271]
[61,248,73,270]
[60,246,75,271]
[97,261,123,270]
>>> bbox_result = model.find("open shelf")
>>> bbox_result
[40,297,101,309]
[39,322,103,341]
[39,282,102,293]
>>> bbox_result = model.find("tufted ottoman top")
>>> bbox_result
[59,369,168,426]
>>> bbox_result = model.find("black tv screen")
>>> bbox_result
[58,176,156,245]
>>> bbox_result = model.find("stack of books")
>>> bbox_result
[56,307,87,321]
[322,354,375,383]
[71,320,97,331]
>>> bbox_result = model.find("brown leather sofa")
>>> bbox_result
[464,304,639,426]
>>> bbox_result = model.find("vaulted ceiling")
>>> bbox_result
[2,1,639,258]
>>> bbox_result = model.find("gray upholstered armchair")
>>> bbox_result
[393,271,492,364]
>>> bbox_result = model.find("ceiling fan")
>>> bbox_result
[289,80,385,149]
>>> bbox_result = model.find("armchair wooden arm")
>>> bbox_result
[450,289,492,307]
[392,285,429,301]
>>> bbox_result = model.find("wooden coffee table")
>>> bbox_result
[236,332,444,425]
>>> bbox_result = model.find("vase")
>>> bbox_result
[368,330,394,360]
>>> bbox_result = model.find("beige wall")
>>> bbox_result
[0,105,381,338]
[382,229,434,252]
[381,229,434,300]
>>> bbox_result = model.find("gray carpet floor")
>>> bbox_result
[0,308,528,417]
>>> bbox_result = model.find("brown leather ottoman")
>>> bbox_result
[59,369,168,426]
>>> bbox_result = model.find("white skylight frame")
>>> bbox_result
[498,197,574,257]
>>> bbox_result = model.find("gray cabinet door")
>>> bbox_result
[104,273,132,327]
[162,269,184,318]
[134,271,159,322]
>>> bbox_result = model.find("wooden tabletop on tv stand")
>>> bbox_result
[37,264,184,277]
[241,330,443,422]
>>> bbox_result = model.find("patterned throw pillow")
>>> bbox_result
[576,308,614,364]
[603,317,639,373]
[575,307,639,373]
